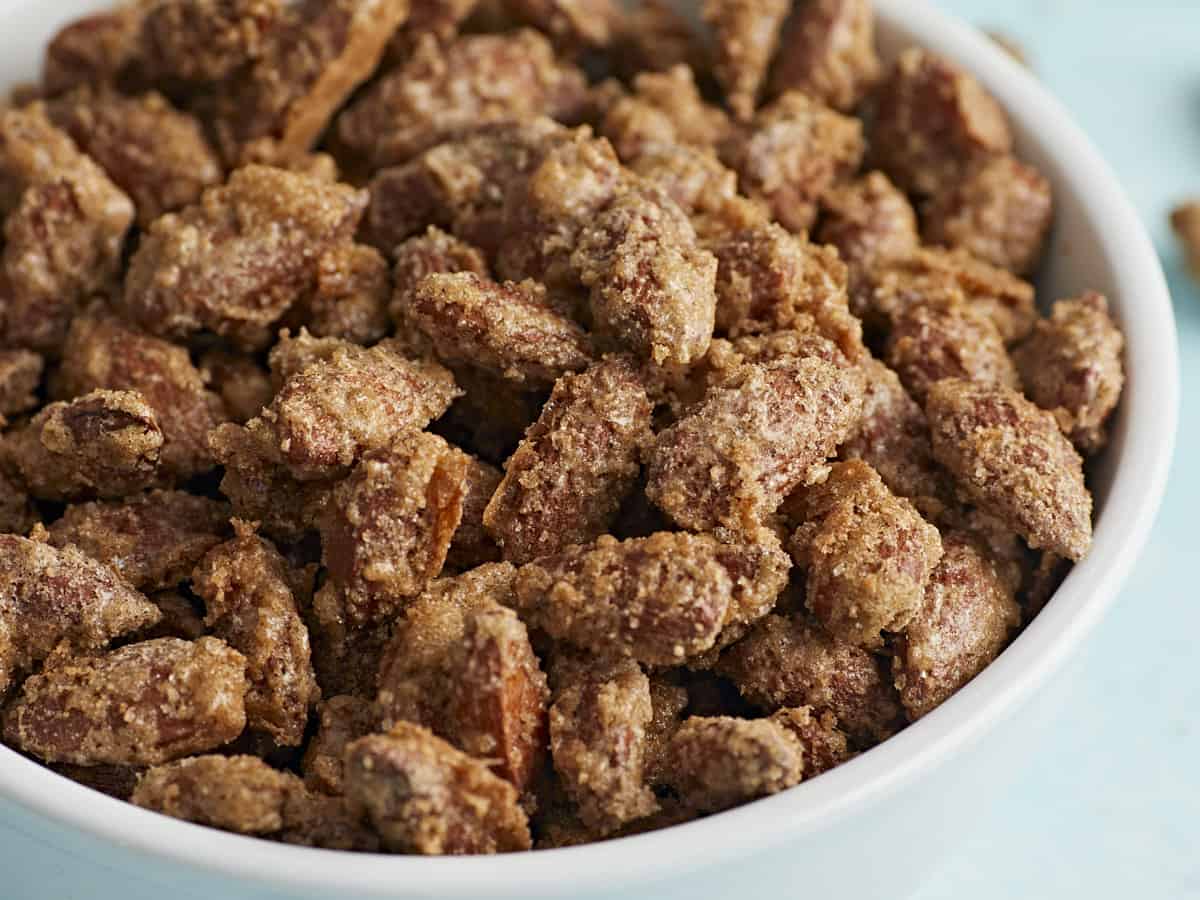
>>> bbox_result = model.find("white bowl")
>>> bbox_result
[0,1,1179,897]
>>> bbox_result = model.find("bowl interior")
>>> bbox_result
[0,1,1178,897]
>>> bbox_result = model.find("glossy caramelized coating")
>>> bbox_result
[790,460,943,649]
[719,91,864,233]
[4,389,162,501]
[45,87,223,226]
[55,313,225,481]
[344,723,533,854]
[718,613,902,746]
[302,695,378,795]
[770,0,880,113]
[865,246,1037,345]
[549,658,658,834]
[0,104,134,353]
[647,356,865,534]
[1013,292,1125,455]
[600,65,731,161]
[0,349,42,418]
[0,534,162,695]
[484,356,653,564]
[923,155,1053,276]
[870,48,1013,197]
[283,243,391,346]
[337,30,588,169]
[661,715,804,813]
[885,292,1020,405]
[816,171,919,304]
[121,165,366,349]
[192,523,320,746]
[840,356,947,512]
[709,221,863,359]
[209,0,411,165]
[927,379,1093,561]
[405,273,595,386]
[245,338,460,481]
[3,637,247,766]
[893,533,1021,720]
[132,755,301,835]
[513,531,786,666]
[320,431,468,626]
[703,0,789,120]
[48,490,230,591]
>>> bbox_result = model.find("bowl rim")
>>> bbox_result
[0,0,1180,896]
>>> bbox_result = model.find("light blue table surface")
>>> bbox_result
[3,2,1199,898]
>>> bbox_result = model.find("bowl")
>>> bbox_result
[0,1,1179,898]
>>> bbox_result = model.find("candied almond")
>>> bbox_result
[769,0,881,113]
[703,0,789,120]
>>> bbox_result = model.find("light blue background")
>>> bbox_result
[2,1,1198,897]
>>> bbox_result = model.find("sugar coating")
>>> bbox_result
[927,378,1093,560]
[790,460,943,649]
[344,723,533,854]
[302,695,378,796]
[48,490,230,591]
[600,65,731,161]
[3,637,247,766]
[282,243,391,347]
[4,389,162,501]
[770,0,880,113]
[484,356,653,564]
[192,523,320,746]
[0,349,42,418]
[703,0,789,120]
[1012,292,1125,455]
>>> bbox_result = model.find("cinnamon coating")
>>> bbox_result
[893,533,1021,720]
[3,637,248,766]
[770,0,881,112]
[48,490,230,591]
[390,228,490,335]
[0,534,162,695]
[484,356,653,564]
[647,356,865,534]
[1012,292,1125,455]
[192,523,320,746]
[282,243,391,347]
[344,723,533,854]
[600,65,731,161]
[3,389,162,501]
[790,460,943,649]
[703,0,789,120]
[302,695,378,796]
[121,165,367,349]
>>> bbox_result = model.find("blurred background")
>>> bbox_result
[919,1,1199,896]
[0,1,1197,898]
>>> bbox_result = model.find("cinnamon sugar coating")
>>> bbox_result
[199,350,274,424]
[770,0,881,112]
[121,165,366,349]
[893,533,1021,720]
[610,0,702,79]
[484,356,652,564]
[337,30,587,169]
[344,723,533,854]
[0,104,134,354]
[405,273,595,386]
[390,228,490,334]
[927,378,1093,561]
[549,658,658,834]
[869,48,1013,197]
[42,5,145,96]
[302,694,378,795]
[718,613,902,747]
[661,714,804,813]
[447,456,503,571]
[1012,292,1125,455]
[192,523,320,746]
[320,431,468,626]
[703,0,789,120]
[647,356,865,534]
[55,312,225,481]
[4,389,162,501]
[0,534,162,695]
[245,338,460,481]
[923,155,1053,276]
[140,0,282,84]
[0,349,42,418]
[48,490,230,591]
[45,87,222,227]
[600,65,731,161]
[790,460,943,649]
[719,91,864,233]
[884,292,1020,405]
[3,637,247,766]
[282,243,391,346]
